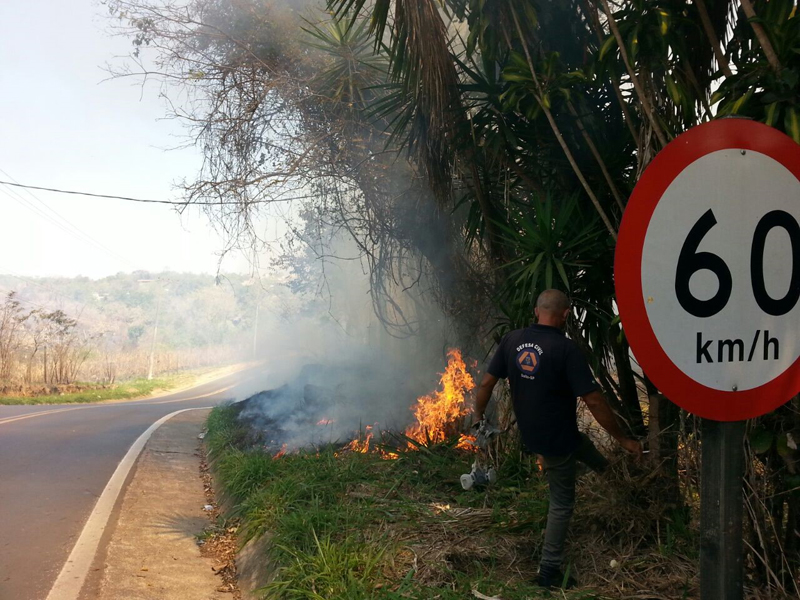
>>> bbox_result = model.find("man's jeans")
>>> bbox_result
[539,433,609,572]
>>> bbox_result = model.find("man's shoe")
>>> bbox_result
[536,567,577,589]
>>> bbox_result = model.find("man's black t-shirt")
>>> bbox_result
[487,324,599,456]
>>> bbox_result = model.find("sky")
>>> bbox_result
[0,0,252,280]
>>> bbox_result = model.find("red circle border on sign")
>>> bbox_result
[615,119,800,421]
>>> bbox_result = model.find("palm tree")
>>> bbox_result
[325,0,800,583]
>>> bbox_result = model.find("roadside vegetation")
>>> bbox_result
[0,366,224,405]
[206,405,705,599]
[0,271,282,395]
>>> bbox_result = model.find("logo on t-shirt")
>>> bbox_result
[516,349,541,376]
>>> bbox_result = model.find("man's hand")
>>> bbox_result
[619,437,643,459]
[582,391,643,460]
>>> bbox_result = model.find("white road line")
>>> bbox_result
[44,407,211,600]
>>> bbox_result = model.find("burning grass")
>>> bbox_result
[404,348,475,447]
[232,349,479,461]
[204,404,745,600]
[337,349,478,460]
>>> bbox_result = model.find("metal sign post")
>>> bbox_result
[700,419,745,599]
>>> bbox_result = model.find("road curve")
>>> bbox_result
[0,366,267,600]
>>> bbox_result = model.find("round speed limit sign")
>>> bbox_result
[616,119,800,421]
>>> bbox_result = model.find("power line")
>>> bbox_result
[0,288,50,312]
[0,170,137,267]
[0,268,75,307]
[0,179,315,206]
[0,170,139,270]
[0,265,91,316]
[0,179,187,205]
[0,186,104,253]
[0,185,136,269]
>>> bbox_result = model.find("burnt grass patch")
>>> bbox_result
[205,404,709,600]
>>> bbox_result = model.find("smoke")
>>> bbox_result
[103,0,486,445]
[235,359,425,451]
[231,232,468,451]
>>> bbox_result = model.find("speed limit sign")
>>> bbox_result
[616,119,800,421]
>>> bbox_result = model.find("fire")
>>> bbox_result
[317,418,334,426]
[456,434,477,451]
[346,425,374,453]
[404,349,475,446]
[337,349,477,458]
[273,444,288,459]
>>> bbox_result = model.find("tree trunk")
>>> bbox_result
[695,0,733,78]
[785,489,799,573]
[777,395,800,575]
[596,0,669,147]
[645,375,681,506]
[25,347,37,384]
[740,0,782,72]
[610,335,646,437]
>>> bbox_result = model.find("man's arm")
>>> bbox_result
[474,372,499,421]
[581,390,642,457]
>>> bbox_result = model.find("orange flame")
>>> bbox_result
[317,418,334,426]
[379,449,400,460]
[273,444,287,459]
[337,349,476,458]
[456,434,477,451]
[404,349,475,447]
[346,425,374,453]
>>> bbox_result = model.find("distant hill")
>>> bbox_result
[0,271,283,385]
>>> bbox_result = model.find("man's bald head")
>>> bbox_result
[535,289,571,328]
[536,289,571,312]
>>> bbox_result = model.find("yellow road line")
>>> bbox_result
[0,384,236,425]
[0,407,64,424]
[149,385,235,404]
[0,406,88,426]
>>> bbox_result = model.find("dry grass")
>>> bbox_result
[208,404,799,599]
[571,459,698,599]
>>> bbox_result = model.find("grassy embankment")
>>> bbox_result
[206,405,694,600]
[0,367,221,405]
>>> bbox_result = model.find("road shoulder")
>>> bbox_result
[85,409,231,600]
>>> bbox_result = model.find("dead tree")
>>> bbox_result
[0,292,29,381]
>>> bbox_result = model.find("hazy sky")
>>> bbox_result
[0,0,251,280]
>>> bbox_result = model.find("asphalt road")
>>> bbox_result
[0,366,267,600]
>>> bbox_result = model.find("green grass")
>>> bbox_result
[0,368,213,405]
[205,405,610,600]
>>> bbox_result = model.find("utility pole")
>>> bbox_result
[252,302,259,359]
[138,278,167,381]
[147,293,161,381]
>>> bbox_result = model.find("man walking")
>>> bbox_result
[474,289,641,588]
